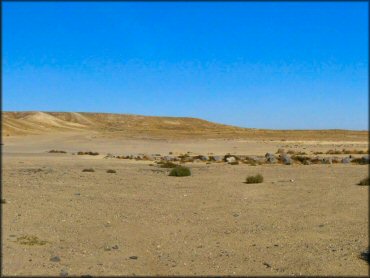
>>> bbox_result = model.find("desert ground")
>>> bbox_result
[2,112,369,276]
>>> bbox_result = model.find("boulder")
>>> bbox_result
[226,156,236,163]
[341,157,351,164]
[265,153,277,163]
[211,156,223,162]
[280,154,292,165]
[323,157,333,164]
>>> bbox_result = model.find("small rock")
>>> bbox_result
[112,245,119,250]
[263,262,271,268]
[290,179,294,182]
[50,256,61,262]
[226,156,236,163]
[129,256,138,260]
[341,157,351,164]
[60,269,68,277]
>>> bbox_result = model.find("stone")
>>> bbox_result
[280,154,292,165]
[129,256,138,260]
[265,153,277,163]
[323,157,333,164]
[226,156,236,163]
[50,256,61,262]
[212,156,223,162]
[341,157,351,164]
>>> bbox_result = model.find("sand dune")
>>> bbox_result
[2,111,368,141]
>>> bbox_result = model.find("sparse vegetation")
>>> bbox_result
[48,150,67,153]
[169,166,191,177]
[287,150,307,155]
[291,155,310,164]
[82,168,95,172]
[245,174,264,184]
[16,235,48,246]
[106,169,116,173]
[230,161,239,165]
[158,161,178,168]
[77,151,99,156]
[358,177,369,186]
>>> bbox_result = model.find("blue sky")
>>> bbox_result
[3,2,368,130]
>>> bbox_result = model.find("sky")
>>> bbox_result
[3,2,369,130]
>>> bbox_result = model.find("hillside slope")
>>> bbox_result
[2,111,368,141]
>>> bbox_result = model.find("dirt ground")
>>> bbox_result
[2,133,369,276]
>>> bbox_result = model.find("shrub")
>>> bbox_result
[48,150,67,153]
[77,151,99,156]
[159,161,178,168]
[358,177,369,186]
[245,174,264,184]
[82,168,95,172]
[169,166,191,177]
[106,169,116,174]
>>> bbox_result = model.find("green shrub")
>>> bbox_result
[169,166,191,177]
[245,174,264,184]
[358,177,369,186]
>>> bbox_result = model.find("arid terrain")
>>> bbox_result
[2,111,369,276]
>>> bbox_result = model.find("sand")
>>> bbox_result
[1,113,369,276]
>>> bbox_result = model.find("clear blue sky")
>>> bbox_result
[3,2,368,130]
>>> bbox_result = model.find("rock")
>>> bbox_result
[341,157,351,164]
[280,154,292,165]
[212,156,223,162]
[129,256,138,260]
[226,156,236,163]
[361,155,369,164]
[50,256,61,262]
[112,245,119,250]
[198,155,209,161]
[265,153,277,163]
[163,156,176,162]
[60,269,68,277]
[323,157,333,164]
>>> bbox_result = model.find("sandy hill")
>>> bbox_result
[2,111,368,141]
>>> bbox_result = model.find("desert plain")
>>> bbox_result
[2,112,369,276]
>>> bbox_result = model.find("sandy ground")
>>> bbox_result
[2,133,369,276]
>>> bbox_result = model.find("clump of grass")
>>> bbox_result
[291,155,310,164]
[158,161,178,168]
[77,151,99,156]
[16,235,48,246]
[287,150,307,155]
[326,149,342,155]
[313,151,324,155]
[106,169,116,174]
[82,168,95,172]
[245,174,264,184]
[230,161,239,165]
[358,177,369,186]
[48,150,67,153]
[169,166,191,177]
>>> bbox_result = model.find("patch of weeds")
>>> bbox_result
[313,151,323,155]
[326,149,342,155]
[169,166,191,177]
[159,161,178,168]
[48,150,67,153]
[82,168,95,172]
[106,169,116,174]
[230,161,239,165]
[77,151,99,156]
[245,174,264,184]
[16,235,48,246]
[292,155,310,164]
[358,177,369,186]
